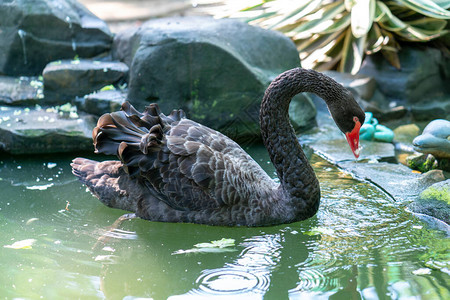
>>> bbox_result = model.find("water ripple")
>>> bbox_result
[193,268,270,297]
[292,268,334,292]
[296,251,337,270]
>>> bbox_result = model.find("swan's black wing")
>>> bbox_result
[93,102,273,212]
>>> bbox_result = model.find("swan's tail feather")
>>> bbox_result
[93,101,185,176]
[71,158,144,212]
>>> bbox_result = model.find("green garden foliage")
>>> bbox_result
[238,0,450,73]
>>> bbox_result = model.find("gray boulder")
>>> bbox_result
[411,97,450,121]
[43,59,128,103]
[358,46,450,104]
[0,105,95,154]
[413,119,450,159]
[112,16,315,140]
[0,0,112,76]
[409,179,450,224]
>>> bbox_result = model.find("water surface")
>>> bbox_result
[0,147,448,299]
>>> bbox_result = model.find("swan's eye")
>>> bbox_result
[353,116,359,123]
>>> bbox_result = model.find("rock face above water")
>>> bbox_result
[339,162,444,203]
[359,46,450,104]
[0,0,113,76]
[112,16,314,140]
[43,59,128,102]
[0,76,44,105]
[78,89,127,115]
[410,179,450,224]
[0,106,95,154]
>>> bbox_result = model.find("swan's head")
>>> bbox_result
[328,89,365,159]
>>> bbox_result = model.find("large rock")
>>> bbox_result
[411,98,450,121]
[43,59,128,103]
[358,46,450,104]
[112,16,314,140]
[0,105,95,154]
[0,0,112,76]
[409,179,450,224]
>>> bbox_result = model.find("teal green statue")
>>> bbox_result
[359,112,394,143]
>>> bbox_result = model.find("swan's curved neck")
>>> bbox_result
[260,68,342,219]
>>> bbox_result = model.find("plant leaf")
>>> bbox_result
[293,1,346,34]
[241,1,273,12]
[322,13,351,34]
[345,0,357,11]
[434,0,450,9]
[304,226,335,236]
[4,239,36,250]
[172,238,237,255]
[297,31,342,53]
[376,1,407,31]
[195,238,235,248]
[340,29,367,74]
[405,17,448,32]
[245,11,278,23]
[268,0,322,29]
[395,0,450,19]
[351,0,376,38]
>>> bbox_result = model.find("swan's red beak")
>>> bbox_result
[345,118,362,158]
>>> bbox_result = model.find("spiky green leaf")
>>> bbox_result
[396,0,450,19]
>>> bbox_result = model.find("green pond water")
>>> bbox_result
[0,146,449,299]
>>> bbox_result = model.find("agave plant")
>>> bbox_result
[234,0,450,74]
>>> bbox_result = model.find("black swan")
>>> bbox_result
[71,68,365,226]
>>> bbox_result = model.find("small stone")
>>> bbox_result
[393,124,420,144]
[406,153,438,173]
[0,76,44,105]
[79,89,127,115]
